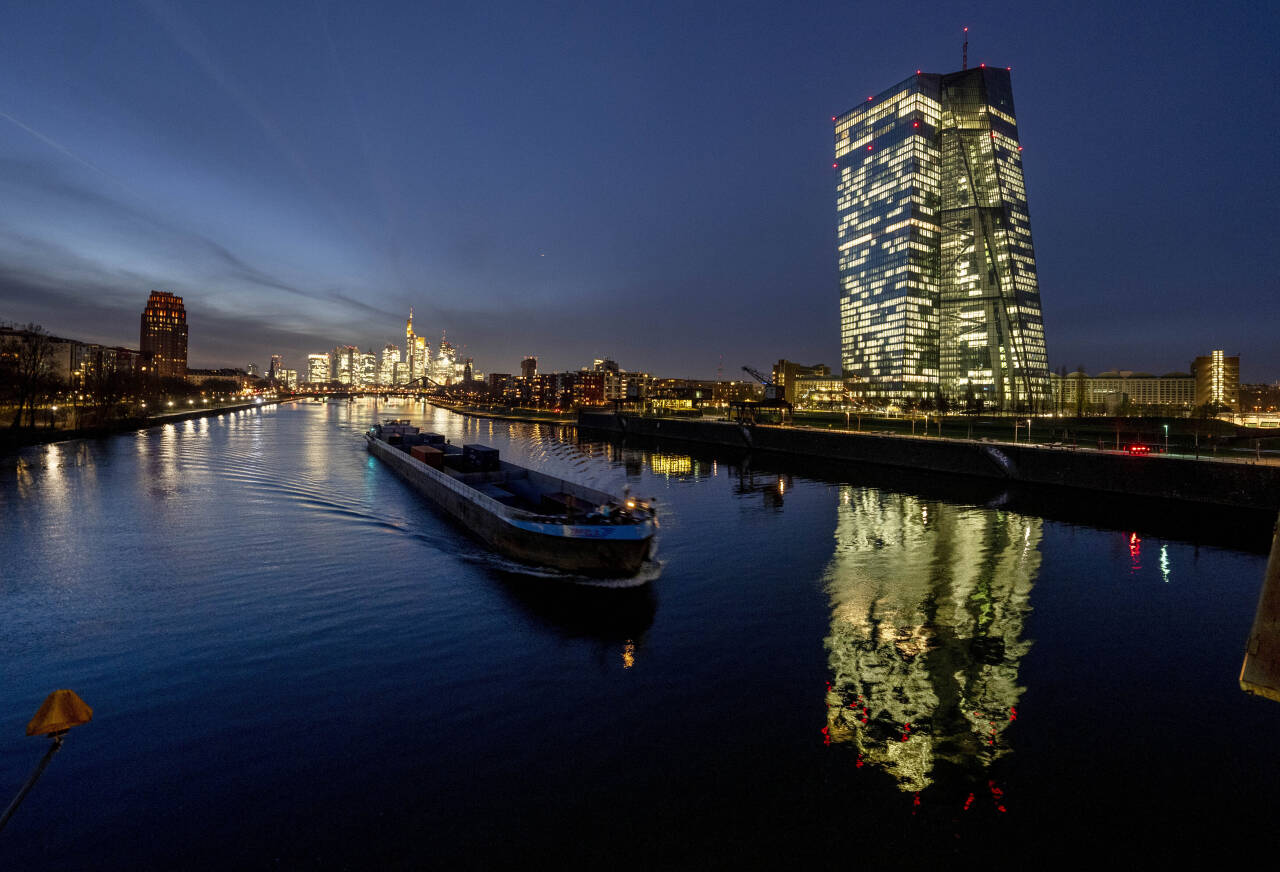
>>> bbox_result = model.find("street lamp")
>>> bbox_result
[1164,423,1169,453]
[0,690,93,834]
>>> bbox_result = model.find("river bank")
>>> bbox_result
[0,399,286,453]
[579,410,1280,513]
[424,400,576,426]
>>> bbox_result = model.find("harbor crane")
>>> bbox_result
[733,366,791,425]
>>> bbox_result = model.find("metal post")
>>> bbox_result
[0,735,64,834]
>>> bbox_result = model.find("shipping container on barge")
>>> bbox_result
[366,421,657,577]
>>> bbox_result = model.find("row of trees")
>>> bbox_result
[1,323,244,430]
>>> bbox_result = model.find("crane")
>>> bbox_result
[741,366,782,401]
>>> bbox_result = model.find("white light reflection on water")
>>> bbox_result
[824,488,1038,796]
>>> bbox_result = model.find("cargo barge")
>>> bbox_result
[366,421,657,577]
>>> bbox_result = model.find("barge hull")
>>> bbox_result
[368,436,651,575]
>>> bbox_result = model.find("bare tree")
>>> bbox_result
[1,323,58,428]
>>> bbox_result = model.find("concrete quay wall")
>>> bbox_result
[578,412,1280,512]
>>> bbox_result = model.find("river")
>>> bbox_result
[2,399,1277,867]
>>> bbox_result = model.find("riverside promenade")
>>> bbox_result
[579,411,1280,513]
[1,398,289,453]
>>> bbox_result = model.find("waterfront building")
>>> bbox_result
[139,290,188,379]
[772,360,839,406]
[573,371,605,406]
[1051,370,1195,415]
[278,369,297,390]
[71,344,147,390]
[393,361,410,385]
[1192,350,1239,411]
[1240,383,1280,414]
[712,380,763,404]
[186,368,251,389]
[835,66,1049,410]
[306,354,330,385]
[521,356,537,380]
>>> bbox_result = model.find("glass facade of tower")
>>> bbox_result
[836,68,1049,409]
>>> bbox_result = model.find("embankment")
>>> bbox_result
[578,411,1280,513]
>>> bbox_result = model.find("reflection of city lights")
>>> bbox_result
[622,641,635,669]
[1129,533,1141,570]
[824,489,1039,795]
[649,454,692,477]
[1160,544,1170,583]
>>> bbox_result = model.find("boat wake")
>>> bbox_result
[466,553,664,588]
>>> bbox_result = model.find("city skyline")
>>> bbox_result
[1,3,1277,379]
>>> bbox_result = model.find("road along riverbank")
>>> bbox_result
[579,411,1280,513]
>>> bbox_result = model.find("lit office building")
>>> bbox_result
[358,351,377,387]
[404,309,430,385]
[307,354,330,385]
[1192,350,1239,411]
[380,344,401,386]
[139,290,188,378]
[434,335,458,385]
[835,66,1049,409]
[332,346,358,385]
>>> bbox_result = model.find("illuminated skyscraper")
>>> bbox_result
[307,353,330,385]
[139,290,188,378]
[835,66,1049,410]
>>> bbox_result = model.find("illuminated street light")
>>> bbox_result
[0,690,93,834]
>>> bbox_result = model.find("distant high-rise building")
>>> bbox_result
[246,362,260,377]
[521,356,537,380]
[380,344,401,386]
[306,354,330,385]
[268,354,284,380]
[1192,350,1239,411]
[139,290,188,378]
[358,351,377,387]
[332,346,358,385]
[835,66,1049,410]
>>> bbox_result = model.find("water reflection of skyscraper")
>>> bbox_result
[824,486,1040,793]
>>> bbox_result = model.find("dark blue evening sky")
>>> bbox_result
[1,1,1277,378]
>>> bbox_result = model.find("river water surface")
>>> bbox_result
[2,400,1277,867]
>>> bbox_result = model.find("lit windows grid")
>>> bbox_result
[836,75,942,398]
